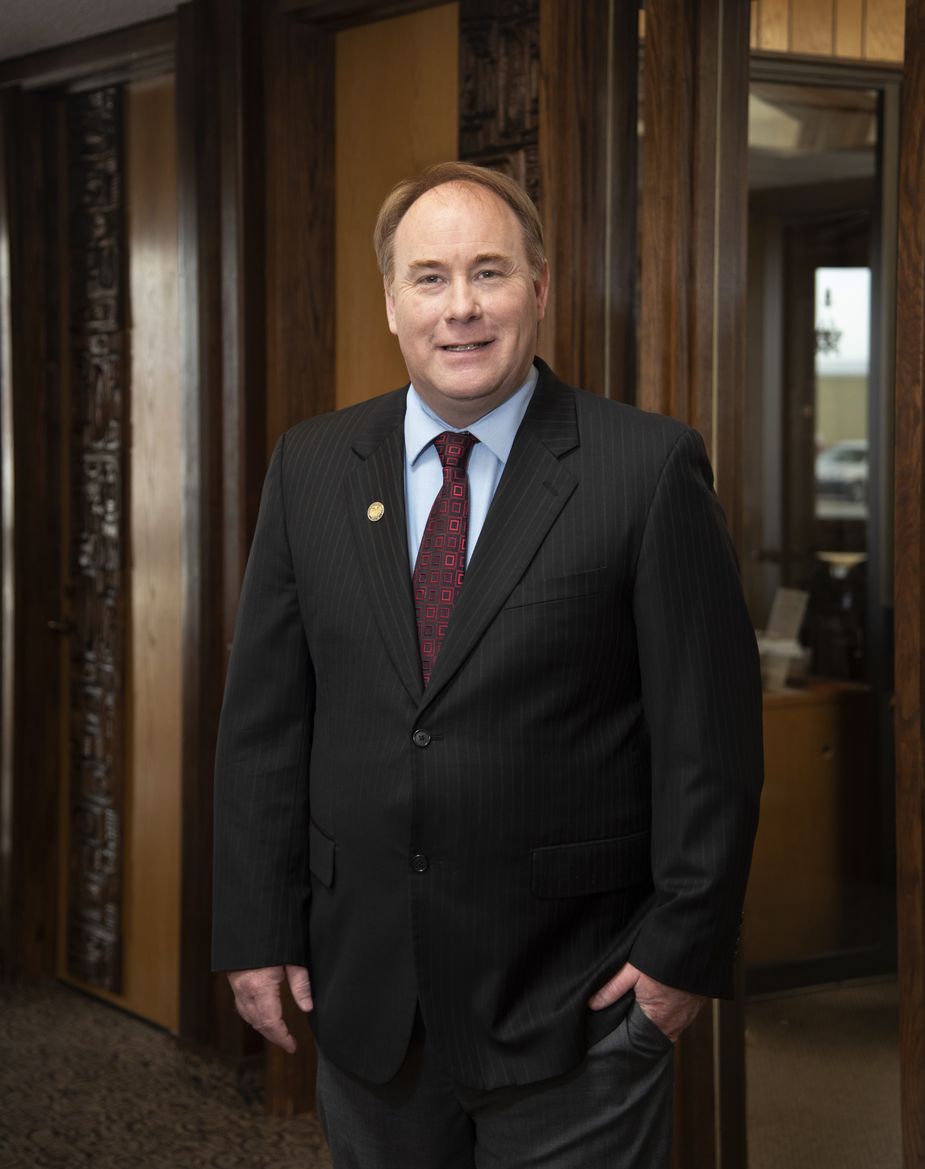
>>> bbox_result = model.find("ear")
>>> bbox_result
[534,261,550,322]
[384,277,398,336]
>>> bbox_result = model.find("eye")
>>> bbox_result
[416,273,443,285]
[476,269,500,280]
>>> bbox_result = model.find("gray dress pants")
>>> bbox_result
[315,1004,675,1169]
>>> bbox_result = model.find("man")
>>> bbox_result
[213,162,763,1167]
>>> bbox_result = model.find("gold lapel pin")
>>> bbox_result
[367,501,385,522]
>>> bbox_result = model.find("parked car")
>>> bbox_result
[815,439,868,502]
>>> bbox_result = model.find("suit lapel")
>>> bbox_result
[345,391,424,704]
[418,363,580,713]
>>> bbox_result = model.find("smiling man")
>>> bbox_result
[213,162,763,1168]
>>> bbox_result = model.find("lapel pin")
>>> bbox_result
[367,501,385,522]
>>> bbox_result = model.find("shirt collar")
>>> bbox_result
[404,364,538,469]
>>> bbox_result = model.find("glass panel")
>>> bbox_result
[743,77,898,1169]
[814,267,870,523]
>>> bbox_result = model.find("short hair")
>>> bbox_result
[374,162,546,285]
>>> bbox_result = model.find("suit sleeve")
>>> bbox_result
[629,427,763,998]
[212,433,315,972]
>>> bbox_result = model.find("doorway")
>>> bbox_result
[0,67,182,1030]
[741,63,900,1167]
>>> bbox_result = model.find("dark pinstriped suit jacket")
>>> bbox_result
[212,358,763,1091]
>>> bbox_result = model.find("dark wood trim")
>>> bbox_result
[175,0,265,1057]
[746,946,894,997]
[176,0,222,1046]
[280,0,444,27]
[0,91,16,981]
[640,3,752,1166]
[750,50,902,84]
[0,17,175,91]
[639,0,695,424]
[260,0,337,1112]
[538,0,638,400]
[218,0,268,652]
[176,0,335,1071]
[263,1,336,446]
[640,0,750,537]
[0,88,66,982]
[894,2,925,1165]
[672,1005,718,1169]
[697,0,750,540]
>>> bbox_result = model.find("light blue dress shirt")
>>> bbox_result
[404,365,538,573]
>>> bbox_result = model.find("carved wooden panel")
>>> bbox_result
[459,0,540,204]
[66,86,127,993]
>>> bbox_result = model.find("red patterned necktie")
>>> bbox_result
[413,431,479,687]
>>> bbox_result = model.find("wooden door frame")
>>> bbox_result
[0,18,176,984]
[0,84,66,983]
[895,4,925,1166]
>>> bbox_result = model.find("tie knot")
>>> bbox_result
[433,431,478,471]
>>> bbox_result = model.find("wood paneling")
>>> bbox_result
[262,0,341,1111]
[640,4,752,1166]
[895,3,925,1164]
[866,0,905,60]
[176,0,225,1048]
[639,0,694,424]
[264,4,336,448]
[751,0,905,61]
[124,74,181,1031]
[639,0,750,535]
[335,4,458,409]
[835,0,864,57]
[759,0,790,51]
[175,0,263,1057]
[791,0,835,56]
[538,0,638,399]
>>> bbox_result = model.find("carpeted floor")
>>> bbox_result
[0,981,332,1169]
[0,977,902,1168]
[746,978,901,1169]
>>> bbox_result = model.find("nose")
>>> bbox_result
[445,276,481,322]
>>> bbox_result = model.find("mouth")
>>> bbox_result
[439,341,493,352]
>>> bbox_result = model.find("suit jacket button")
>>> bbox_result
[412,728,431,748]
[411,853,429,873]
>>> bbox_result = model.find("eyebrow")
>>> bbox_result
[406,252,514,271]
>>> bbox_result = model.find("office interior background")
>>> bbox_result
[1,1,925,1166]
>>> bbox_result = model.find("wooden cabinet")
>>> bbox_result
[744,683,873,968]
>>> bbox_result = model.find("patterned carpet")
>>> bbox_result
[0,981,331,1169]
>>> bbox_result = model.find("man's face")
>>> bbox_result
[385,182,549,429]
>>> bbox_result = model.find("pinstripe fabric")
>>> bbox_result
[212,358,763,1091]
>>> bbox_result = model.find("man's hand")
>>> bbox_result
[588,961,703,1042]
[227,964,313,1053]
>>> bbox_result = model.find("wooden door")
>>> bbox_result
[0,67,182,1030]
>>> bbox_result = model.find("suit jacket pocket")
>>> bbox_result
[308,819,335,888]
[502,565,609,610]
[531,830,650,899]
